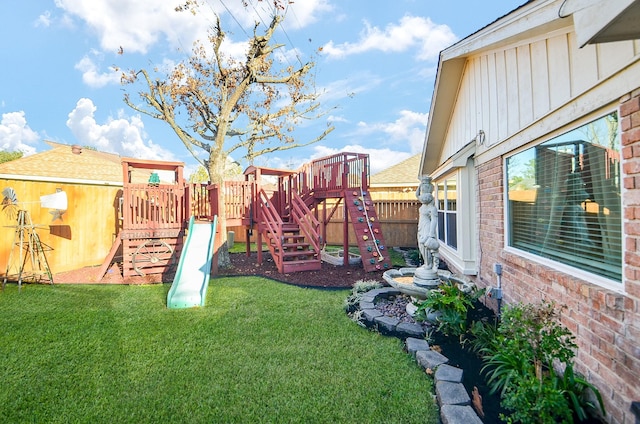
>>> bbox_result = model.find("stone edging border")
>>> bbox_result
[356,286,484,424]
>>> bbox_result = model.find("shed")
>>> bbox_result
[0,142,150,278]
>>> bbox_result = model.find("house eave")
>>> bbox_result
[561,0,640,46]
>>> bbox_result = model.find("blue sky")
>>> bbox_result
[0,0,523,177]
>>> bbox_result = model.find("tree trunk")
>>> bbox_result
[216,216,231,269]
[209,151,231,269]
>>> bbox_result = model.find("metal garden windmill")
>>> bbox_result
[1,187,65,291]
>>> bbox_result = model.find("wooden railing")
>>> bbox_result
[186,183,211,219]
[122,184,186,234]
[224,181,255,224]
[257,188,284,269]
[186,181,255,224]
[291,190,322,254]
[294,152,369,198]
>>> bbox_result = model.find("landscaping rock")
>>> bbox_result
[434,364,463,383]
[405,337,430,356]
[396,322,425,338]
[436,381,471,406]
[375,315,400,335]
[415,349,448,369]
[361,294,376,303]
[361,308,382,325]
[440,404,483,424]
[359,300,375,310]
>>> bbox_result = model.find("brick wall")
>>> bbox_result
[467,91,640,424]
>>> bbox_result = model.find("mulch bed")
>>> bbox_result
[217,252,386,289]
[50,251,386,288]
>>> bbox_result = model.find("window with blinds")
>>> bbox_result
[506,112,622,282]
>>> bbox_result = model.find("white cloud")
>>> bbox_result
[74,54,121,88]
[53,0,332,56]
[0,112,39,155]
[322,15,457,61]
[327,115,349,124]
[318,72,383,104]
[354,110,428,153]
[35,11,52,27]
[54,0,211,54]
[279,0,333,28]
[308,145,412,175]
[66,98,176,161]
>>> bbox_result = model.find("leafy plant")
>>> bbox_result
[413,281,483,336]
[407,249,422,266]
[500,371,572,424]
[343,279,383,313]
[473,301,606,423]
[554,363,606,422]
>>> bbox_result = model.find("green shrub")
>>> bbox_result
[472,301,605,423]
[343,279,383,313]
[407,249,422,266]
[413,281,483,337]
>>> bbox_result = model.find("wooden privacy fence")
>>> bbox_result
[325,199,419,248]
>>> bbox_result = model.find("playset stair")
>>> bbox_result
[271,222,321,273]
[256,188,322,273]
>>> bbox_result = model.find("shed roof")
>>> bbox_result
[0,141,149,184]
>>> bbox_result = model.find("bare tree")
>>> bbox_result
[121,4,334,266]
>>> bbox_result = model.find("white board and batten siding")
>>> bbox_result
[439,30,640,165]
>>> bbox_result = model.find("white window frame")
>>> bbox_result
[436,176,458,250]
[503,112,623,292]
[432,144,477,275]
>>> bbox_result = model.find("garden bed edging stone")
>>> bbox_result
[356,286,485,424]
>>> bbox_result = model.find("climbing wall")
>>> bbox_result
[346,189,392,272]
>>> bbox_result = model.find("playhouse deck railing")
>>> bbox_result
[201,181,256,225]
[294,152,370,198]
[122,184,186,238]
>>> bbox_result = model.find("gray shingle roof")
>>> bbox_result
[370,154,421,186]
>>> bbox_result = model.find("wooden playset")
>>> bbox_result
[97,152,392,282]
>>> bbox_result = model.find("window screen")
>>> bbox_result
[506,112,621,282]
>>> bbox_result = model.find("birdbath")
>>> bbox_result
[383,267,433,299]
[383,267,449,318]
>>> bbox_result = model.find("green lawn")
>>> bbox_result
[0,278,437,423]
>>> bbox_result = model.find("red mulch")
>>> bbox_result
[51,252,387,288]
[217,252,387,289]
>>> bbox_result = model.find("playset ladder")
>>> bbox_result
[345,189,391,272]
[2,210,54,291]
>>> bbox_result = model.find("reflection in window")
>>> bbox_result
[436,177,458,249]
[506,112,621,282]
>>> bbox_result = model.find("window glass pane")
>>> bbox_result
[446,212,457,249]
[438,211,445,242]
[506,112,621,282]
[436,176,458,250]
[446,179,457,211]
[437,181,446,210]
